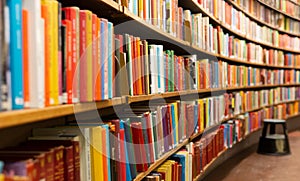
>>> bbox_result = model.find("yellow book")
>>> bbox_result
[90,126,104,181]
[0,174,3,181]
[86,10,93,101]
[206,98,210,127]
[199,99,204,132]
[138,0,143,18]
[51,0,59,105]
[157,164,172,181]
[136,38,143,95]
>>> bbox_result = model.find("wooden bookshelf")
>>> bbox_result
[0,98,123,129]
[257,0,300,21]
[126,84,300,104]
[133,139,190,181]
[288,0,300,6]
[190,99,300,140]
[180,0,300,53]
[192,111,300,181]
[192,127,263,181]
[1,84,299,130]
[227,0,300,37]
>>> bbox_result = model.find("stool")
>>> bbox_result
[257,119,291,155]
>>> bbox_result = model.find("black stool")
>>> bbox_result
[257,119,291,155]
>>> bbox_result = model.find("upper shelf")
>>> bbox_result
[179,0,300,53]
[226,0,300,37]
[257,0,300,22]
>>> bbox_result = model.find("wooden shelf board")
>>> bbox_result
[257,0,300,22]
[0,98,123,129]
[127,84,300,104]
[133,139,189,181]
[228,0,300,37]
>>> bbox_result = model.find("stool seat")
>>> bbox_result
[257,119,291,156]
[263,119,286,123]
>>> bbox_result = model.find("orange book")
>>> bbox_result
[41,4,50,106]
[95,18,101,101]
[22,9,29,108]
[136,38,143,95]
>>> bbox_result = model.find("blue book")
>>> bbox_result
[0,160,3,172]
[120,120,132,181]
[108,22,113,98]
[171,104,176,146]
[171,154,186,181]
[7,0,23,109]
[100,21,105,99]
[157,46,161,92]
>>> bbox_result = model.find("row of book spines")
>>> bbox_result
[197,0,300,34]
[0,142,79,181]
[144,108,266,181]
[264,101,300,119]
[144,127,225,181]
[235,0,300,32]
[242,0,300,18]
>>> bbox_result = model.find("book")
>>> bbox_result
[7,0,23,109]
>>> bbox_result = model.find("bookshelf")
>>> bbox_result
[227,0,300,37]
[256,0,300,21]
[0,0,300,180]
[180,0,300,53]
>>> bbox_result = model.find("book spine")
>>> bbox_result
[7,0,23,109]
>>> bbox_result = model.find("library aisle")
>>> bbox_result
[204,131,300,181]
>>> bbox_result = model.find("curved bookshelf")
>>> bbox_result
[227,0,300,37]
[256,0,300,21]
[180,0,300,53]
[1,84,299,129]
[126,84,300,104]
[131,98,300,181]
[192,111,300,181]
[61,0,300,70]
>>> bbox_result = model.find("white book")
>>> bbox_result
[23,0,45,108]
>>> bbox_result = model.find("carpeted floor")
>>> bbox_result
[203,131,300,181]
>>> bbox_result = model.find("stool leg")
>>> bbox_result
[270,123,276,135]
[262,122,268,137]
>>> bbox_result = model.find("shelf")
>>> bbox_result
[1,84,299,129]
[127,84,300,104]
[227,0,300,37]
[180,0,300,53]
[0,98,123,129]
[194,46,298,70]
[190,99,300,140]
[133,139,189,181]
[257,0,300,21]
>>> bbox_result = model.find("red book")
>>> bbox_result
[95,18,101,101]
[62,7,79,103]
[130,122,148,172]
[62,20,73,105]
[119,129,126,180]
[91,14,98,100]
[79,11,87,102]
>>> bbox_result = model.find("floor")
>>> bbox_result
[203,131,300,181]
